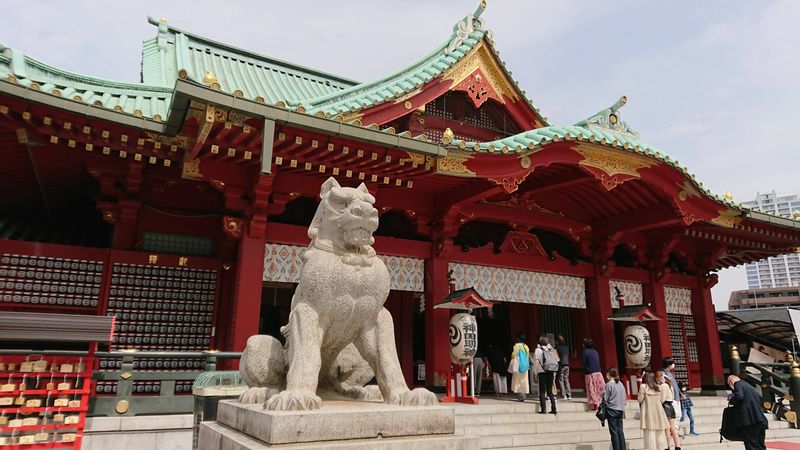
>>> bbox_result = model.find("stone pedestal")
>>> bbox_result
[198,400,479,449]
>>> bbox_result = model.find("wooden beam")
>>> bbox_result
[522,172,593,197]
[594,205,682,238]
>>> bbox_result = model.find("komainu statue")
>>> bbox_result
[239,177,437,411]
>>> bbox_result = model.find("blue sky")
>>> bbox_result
[4,0,798,309]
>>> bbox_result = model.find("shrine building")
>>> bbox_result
[2,2,800,392]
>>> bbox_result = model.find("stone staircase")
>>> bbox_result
[451,395,800,449]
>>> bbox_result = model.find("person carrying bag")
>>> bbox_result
[509,334,530,402]
[532,334,558,414]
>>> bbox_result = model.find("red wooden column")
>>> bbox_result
[585,270,617,368]
[644,273,671,368]
[692,275,725,388]
[424,254,451,387]
[230,219,267,351]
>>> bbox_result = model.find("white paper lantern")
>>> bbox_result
[449,313,478,364]
[624,325,651,369]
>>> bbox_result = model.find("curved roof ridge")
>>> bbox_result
[1,44,171,93]
[300,2,493,115]
[145,17,359,87]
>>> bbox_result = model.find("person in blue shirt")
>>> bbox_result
[679,381,699,436]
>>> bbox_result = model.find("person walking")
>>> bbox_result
[603,367,627,450]
[582,339,606,409]
[487,344,507,398]
[638,371,671,450]
[728,375,769,450]
[471,349,487,396]
[656,370,682,450]
[555,335,572,400]
[510,334,530,402]
[678,381,699,436]
[532,334,558,414]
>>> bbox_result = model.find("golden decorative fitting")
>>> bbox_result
[159,17,168,23]
[763,401,772,410]
[730,345,740,359]
[255,96,266,103]
[723,192,734,201]
[233,89,244,98]
[202,70,219,86]
[115,399,130,414]
[178,69,188,79]
[786,411,797,425]
[441,128,454,145]
[520,155,531,169]
[404,101,412,110]
[792,210,800,218]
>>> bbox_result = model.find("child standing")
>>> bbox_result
[679,382,700,436]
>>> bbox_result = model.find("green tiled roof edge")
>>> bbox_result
[1,44,172,120]
[450,123,754,213]
[301,3,547,124]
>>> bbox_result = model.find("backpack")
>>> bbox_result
[719,405,744,443]
[541,346,560,372]
[517,347,530,373]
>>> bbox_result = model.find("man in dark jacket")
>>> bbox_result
[728,375,769,450]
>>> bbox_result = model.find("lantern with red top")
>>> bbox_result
[607,287,661,399]
[435,271,491,405]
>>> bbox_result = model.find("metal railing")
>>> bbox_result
[730,346,800,427]
[1,349,242,417]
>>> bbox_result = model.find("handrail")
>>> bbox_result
[731,345,800,427]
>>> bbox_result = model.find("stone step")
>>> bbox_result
[455,405,791,428]
[453,396,731,415]
[199,421,481,450]
[483,424,800,450]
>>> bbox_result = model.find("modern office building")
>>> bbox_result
[728,286,800,310]
[743,192,800,288]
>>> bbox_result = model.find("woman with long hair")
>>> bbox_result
[582,339,605,409]
[510,334,530,402]
[657,370,682,450]
[638,371,671,450]
[602,367,627,450]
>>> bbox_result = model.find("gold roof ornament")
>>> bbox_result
[792,210,800,219]
[159,17,168,23]
[202,70,221,90]
[441,128,455,145]
[723,192,734,201]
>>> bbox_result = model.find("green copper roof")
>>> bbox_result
[296,3,543,121]
[298,4,489,116]
[0,44,173,121]
[449,97,748,211]
[143,17,358,104]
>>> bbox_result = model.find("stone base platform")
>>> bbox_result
[198,400,479,450]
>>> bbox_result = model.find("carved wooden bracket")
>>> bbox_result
[500,231,548,256]
[704,273,719,289]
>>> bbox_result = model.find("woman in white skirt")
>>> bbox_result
[510,334,530,402]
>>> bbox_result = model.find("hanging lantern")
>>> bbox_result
[449,313,478,364]
[624,325,651,369]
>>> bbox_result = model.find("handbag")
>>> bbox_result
[662,400,676,419]
[595,400,607,426]
[719,405,744,442]
[507,356,519,374]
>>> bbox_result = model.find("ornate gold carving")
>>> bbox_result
[709,208,742,228]
[441,128,454,145]
[436,155,475,176]
[573,143,657,189]
[144,132,188,148]
[483,196,562,216]
[182,158,202,180]
[442,42,519,102]
[786,411,797,425]
[520,155,531,169]
[401,152,428,167]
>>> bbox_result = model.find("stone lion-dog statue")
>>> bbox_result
[239,177,437,410]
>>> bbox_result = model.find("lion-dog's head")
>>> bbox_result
[308,178,379,252]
